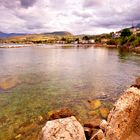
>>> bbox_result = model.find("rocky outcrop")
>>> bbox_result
[104,87,140,140]
[39,116,86,140]
[92,87,140,140]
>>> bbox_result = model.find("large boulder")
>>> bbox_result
[105,87,140,140]
[39,116,86,140]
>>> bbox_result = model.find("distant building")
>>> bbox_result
[89,39,95,44]
[112,32,121,38]
[130,27,140,35]
[101,38,110,43]
[56,41,65,44]
[79,39,95,44]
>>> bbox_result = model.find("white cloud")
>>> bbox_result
[0,0,140,34]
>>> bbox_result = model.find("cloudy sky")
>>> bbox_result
[0,0,140,35]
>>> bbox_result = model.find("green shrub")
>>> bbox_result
[121,28,132,37]
[107,39,117,45]
[131,37,140,47]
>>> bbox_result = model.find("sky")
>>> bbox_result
[0,0,140,35]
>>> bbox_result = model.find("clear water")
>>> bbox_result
[0,45,140,140]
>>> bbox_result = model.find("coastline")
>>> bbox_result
[1,43,140,55]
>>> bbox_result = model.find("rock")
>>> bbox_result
[15,122,38,137]
[105,87,140,140]
[39,116,86,140]
[90,129,105,140]
[88,99,102,110]
[38,116,43,121]
[47,108,73,120]
[100,120,108,132]
[136,77,140,86]
[37,115,47,125]
[0,116,8,125]
[135,77,140,89]
[99,108,109,119]
[15,134,22,139]
[0,76,20,90]
[131,77,140,89]
[88,110,99,117]
[37,116,44,123]
[84,127,93,140]
[84,118,101,129]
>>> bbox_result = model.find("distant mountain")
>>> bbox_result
[43,31,73,36]
[0,31,73,39]
[0,32,26,38]
[135,23,140,28]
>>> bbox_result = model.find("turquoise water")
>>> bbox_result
[0,45,140,140]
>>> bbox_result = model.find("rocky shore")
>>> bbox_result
[39,77,140,140]
[129,46,140,54]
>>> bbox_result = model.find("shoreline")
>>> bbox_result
[0,43,140,54]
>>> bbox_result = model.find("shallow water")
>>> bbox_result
[0,45,140,140]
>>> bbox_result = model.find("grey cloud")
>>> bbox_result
[0,0,37,9]
[83,0,103,7]
[20,0,37,8]
[26,21,45,30]
[0,0,140,34]
[73,11,92,18]
[0,0,19,9]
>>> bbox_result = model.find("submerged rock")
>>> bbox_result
[39,116,86,140]
[99,108,109,119]
[84,117,101,129]
[0,76,20,90]
[88,99,102,110]
[136,77,140,86]
[135,77,140,89]
[47,108,73,120]
[0,116,8,126]
[88,110,99,117]
[15,134,22,139]
[15,122,38,137]
[131,77,140,89]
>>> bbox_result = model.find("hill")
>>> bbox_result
[0,31,73,39]
[43,31,73,36]
[0,32,26,38]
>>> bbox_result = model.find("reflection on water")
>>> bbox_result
[0,45,140,140]
[118,47,130,59]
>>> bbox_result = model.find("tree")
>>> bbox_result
[121,28,132,37]
[107,39,117,45]
[95,38,101,43]
[61,37,66,41]
[82,36,90,40]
